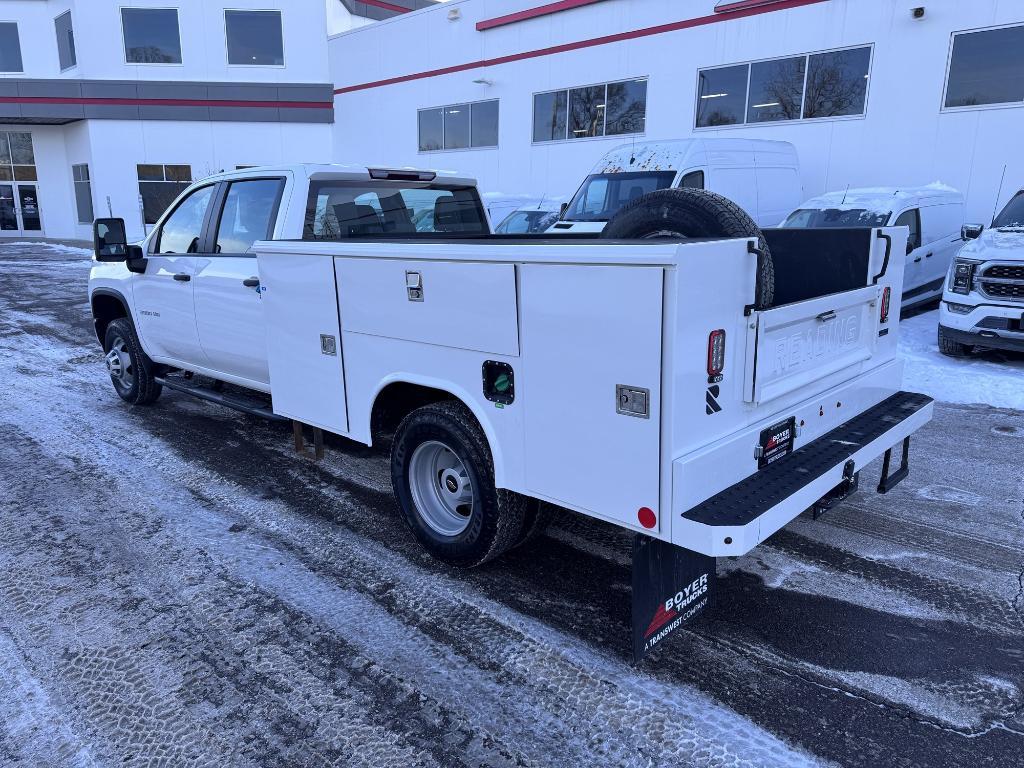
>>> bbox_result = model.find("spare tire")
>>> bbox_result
[602,187,774,308]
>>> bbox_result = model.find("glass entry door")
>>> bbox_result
[0,132,41,237]
[0,185,16,233]
[0,184,43,237]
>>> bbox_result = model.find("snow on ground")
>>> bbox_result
[3,241,93,258]
[899,309,1024,411]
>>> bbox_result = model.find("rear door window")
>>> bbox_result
[304,181,487,239]
[214,178,285,254]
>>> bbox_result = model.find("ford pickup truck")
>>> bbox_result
[939,188,1024,356]
[89,164,933,661]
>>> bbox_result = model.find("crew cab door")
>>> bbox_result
[132,184,217,364]
[193,177,286,388]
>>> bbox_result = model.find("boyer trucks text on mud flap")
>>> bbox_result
[89,167,933,663]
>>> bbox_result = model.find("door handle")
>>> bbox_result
[173,273,191,282]
[925,252,933,258]
[242,277,260,287]
[816,310,837,323]
[913,257,922,263]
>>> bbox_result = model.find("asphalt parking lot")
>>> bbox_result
[1,242,1023,768]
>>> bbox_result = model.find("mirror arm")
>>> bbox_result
[126,245,147,274]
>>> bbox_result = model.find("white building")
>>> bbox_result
[329,0,1024,223]
[0,0,349,241]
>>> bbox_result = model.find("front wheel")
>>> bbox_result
[937,326,970,357]
[391,401,527,567]
[104,317,162,405]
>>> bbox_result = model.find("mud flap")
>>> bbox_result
[632,535,716,663]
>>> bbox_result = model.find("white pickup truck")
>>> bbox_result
[89,164,933,661]
[939,188,1024,356]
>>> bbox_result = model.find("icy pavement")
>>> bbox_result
[0,243,1022,768]
[900,308,1024,411]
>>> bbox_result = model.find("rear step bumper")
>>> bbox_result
[676,392,934,557]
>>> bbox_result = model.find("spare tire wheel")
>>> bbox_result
[602,187,775,308]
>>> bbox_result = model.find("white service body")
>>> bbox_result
[89,164,932,560]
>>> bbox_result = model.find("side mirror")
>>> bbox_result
[962,223,984,240]
[559,202,569,218]
[94,218,129,261]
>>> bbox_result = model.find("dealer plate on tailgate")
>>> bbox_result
[759,417,796,469]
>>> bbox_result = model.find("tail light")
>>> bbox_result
[707,329,726,378]
[880,286,891,324]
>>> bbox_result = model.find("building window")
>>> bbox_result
[944,24,1024,109]
[137,164,193,225]
[121,8,183,64]
[418,100,499,152]
[0,133,36,181]
[225,10,284,66]
[533,78,647,143]
[696,45,872,128]
[0,23,24,73]
[73,164,93,224]
[55,11,77,71]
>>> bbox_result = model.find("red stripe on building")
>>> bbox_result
[360,0,415,14]
[476,0,609,32]
[335,0,830,95]
[0,96,332,109]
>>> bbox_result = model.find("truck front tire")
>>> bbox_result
[602,187,775,308]
[391,401,527,567]
[938,326,971,357]
[103,318,162,405]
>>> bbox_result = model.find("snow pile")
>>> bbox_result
[899,309,1024,410]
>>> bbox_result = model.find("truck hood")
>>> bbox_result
[545,220,608,235]
[961,228,1024,261]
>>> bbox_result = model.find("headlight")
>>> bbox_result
[949,259,981,295]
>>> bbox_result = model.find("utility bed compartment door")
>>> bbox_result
[746,285,879,405]
[335,258,518,356]
[520,264,663,531]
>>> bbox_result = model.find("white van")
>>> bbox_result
[549,138,802,233]
[782,185,965,308]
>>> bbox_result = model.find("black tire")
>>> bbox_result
[391,401,528,568]
[103,317,162,405]
[514,501,559,548]
[602,187,775,308]
[938,326,970,357]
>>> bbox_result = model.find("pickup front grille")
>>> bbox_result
[984,264,1024,280]
[981,282,1024,300]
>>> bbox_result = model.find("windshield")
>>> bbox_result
[564,171,676,222]
[782,208,890,228]
[495,210,560,234]
[993,192,1024,229]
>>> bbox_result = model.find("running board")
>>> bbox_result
[154,375,287,422]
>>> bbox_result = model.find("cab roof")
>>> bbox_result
[197,163,478,188]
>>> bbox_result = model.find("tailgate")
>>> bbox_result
[745,284,881,406]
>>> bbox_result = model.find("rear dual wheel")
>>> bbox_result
[392,402,549,568]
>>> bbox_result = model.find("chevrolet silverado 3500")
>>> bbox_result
[89,164,933,660]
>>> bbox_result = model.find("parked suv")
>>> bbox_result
[782,185,965,309]
[938,189,1024,356]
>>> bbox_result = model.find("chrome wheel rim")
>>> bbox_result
[408,440,474,536]
[105,337,134,388]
